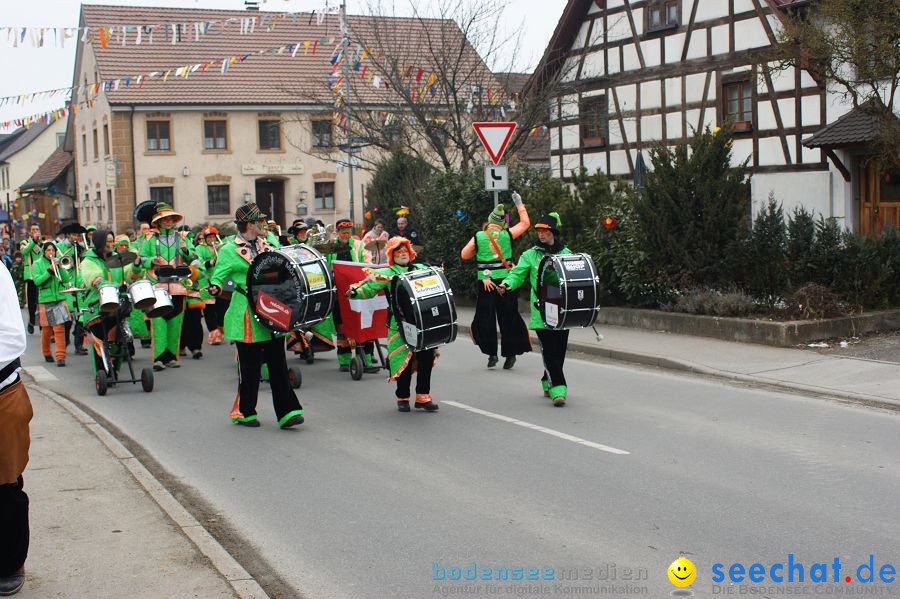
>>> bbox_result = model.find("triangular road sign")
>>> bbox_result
[473,122,517,165]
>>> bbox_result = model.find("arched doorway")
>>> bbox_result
[255,177,285,228]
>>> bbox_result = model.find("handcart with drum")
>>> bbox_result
[331,260,392,380]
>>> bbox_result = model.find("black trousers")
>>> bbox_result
[203,299,228,331]
[395,348,435,398]
[471,281,532,358]
[25,281,37,326]
[64,320,85,350]
[536,329,569,389]
[236,338,302,421]
[0,476,28,576]
[180,307,204,352]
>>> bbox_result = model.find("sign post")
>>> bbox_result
[473,122,517,208]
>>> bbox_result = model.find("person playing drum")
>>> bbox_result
[460,193,532,370]
[79,230,142,380]
[207,203,304,430]
[111,234,150,347]
[346,237,439,413]
[139,203,198,371]
[498,213,573,407]
[31,242,71,367]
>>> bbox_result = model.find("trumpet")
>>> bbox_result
[306,223,334,248]
[59,255,75,270]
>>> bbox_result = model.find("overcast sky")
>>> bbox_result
[0,0,565,132]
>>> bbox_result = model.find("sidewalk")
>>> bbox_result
[16,382,267,599]
[455,306,900,409]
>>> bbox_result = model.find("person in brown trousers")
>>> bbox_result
[0,262,32,595]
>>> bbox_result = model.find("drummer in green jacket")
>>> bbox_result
[139,203,198,370]
[112,234,150,344]
[208,203,304,430]
[498,213,573,407]
[347,237,438,413]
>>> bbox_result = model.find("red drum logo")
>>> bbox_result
[257,291,293,331]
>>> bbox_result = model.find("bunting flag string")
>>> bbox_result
[0,4,341,49]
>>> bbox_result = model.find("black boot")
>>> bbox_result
[487,355,498,368]
[503,356,516,369]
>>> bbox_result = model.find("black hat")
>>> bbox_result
[235,202,267,224]
[534,212,561,235]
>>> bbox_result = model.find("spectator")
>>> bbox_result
[362,219,389,264]
[390,216,421,247]
[0,262,32,596]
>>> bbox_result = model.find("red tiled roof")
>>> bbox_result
[21,147,73,191]
[82,4,498,107]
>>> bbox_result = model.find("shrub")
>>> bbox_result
[746,196,788,306]
[881,223,900,305]
[786,206,817,287]
[664,287,757,317]
[785,283,848,320]
[636,126,751,289]
[834,229,892,310]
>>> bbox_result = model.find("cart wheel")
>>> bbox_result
[288,367,302,389]
[349,356,363,381]
[95,371,108,396]
[305,347,315,365]
[141,368,154,393]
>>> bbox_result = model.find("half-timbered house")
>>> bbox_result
[535,0,900,234]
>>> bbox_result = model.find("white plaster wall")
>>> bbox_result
[561,125,580,150]
[562,153,581,178]
[769,64,795,93]
[561,56,581,82]
[621,117,637,144]
[640,80,662,109]
[609,150,630,175]
[665,33,685,63]
[757,100,777,131]
[607,12,632,42]
[833,149,854,229]
[641,37,661,67]
[730,138,753,167]
[734,17,769,52]
[695,0,729,22]
[607,0,624,8]
[664,77,682,107]
[784,134,797,164]
[801,95,821,127]
[733,0,755,14]
[550,127,560,151]
[777,98,796,128]
[572,21,590,50]
[641,114,663,141]
[583,151,605,174]
[710,24,729,56]
[701,108,716,132]
[685,108,702,133]
[588,19,604,46]
[757,136,785,166]
[632,8,644,36]
[582,51,606,79]
[587,1,601,14]
[686,30,707,60]
[666,111,683,139]
[751,171,833,222]
[801,145,821,165]
[623,43,641,72]
[607,48,621,74]
[608,119,622,145]
[685,73,707,104]
[615,84,637,112]
[560,94,580,119]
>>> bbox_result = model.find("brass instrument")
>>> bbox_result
[59,255,75,270]
[306,223,335,250]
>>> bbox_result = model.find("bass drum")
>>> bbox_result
[536,253,601,329]
[390,266,457,351]
[246,244,335,333]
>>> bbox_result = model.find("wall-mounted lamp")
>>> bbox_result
[299,191,308,201]
[182,166,190,177]
[242,192,253,204]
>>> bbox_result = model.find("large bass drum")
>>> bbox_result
[536,253,601,329]
[390,266,457,351]
[247,244,335,333]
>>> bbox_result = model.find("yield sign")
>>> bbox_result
[473,122,517,165]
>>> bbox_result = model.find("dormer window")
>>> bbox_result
[647,0,679,33]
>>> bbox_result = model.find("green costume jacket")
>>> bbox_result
[351,262,430,379]
[78,250,115,324]
[140,229,198,296]
[195,244,218,303]
[32,257,70,303]
[20,238,42,281]
[501,243,572,330]
[209,236,279,343]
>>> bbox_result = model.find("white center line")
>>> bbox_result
[443,401,630,455]
[23,366,58,382]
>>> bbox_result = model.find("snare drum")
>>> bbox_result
[390,266,457,351]
[98,282,121,313]
[536,253,600,329]
[146,288,174,318]
[128,279,156,311]
[246,244,336,333]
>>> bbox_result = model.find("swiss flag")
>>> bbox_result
[332,260,390,342]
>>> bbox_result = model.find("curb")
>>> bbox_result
[26,377,272,599]
[458,324,900,412]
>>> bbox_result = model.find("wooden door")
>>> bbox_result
[859,163,900,235]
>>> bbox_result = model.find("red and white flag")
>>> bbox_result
[332,260,390,342]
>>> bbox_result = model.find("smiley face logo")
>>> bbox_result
[668,557,696,587]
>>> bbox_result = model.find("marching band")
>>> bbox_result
[6,192,601,427]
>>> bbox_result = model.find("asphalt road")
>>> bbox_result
[21,323,900,598]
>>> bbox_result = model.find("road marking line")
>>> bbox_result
[23,366,57,382]
[443,401,630,455]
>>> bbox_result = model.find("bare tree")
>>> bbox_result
[280,0,575,172]
[770,0,900,169]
